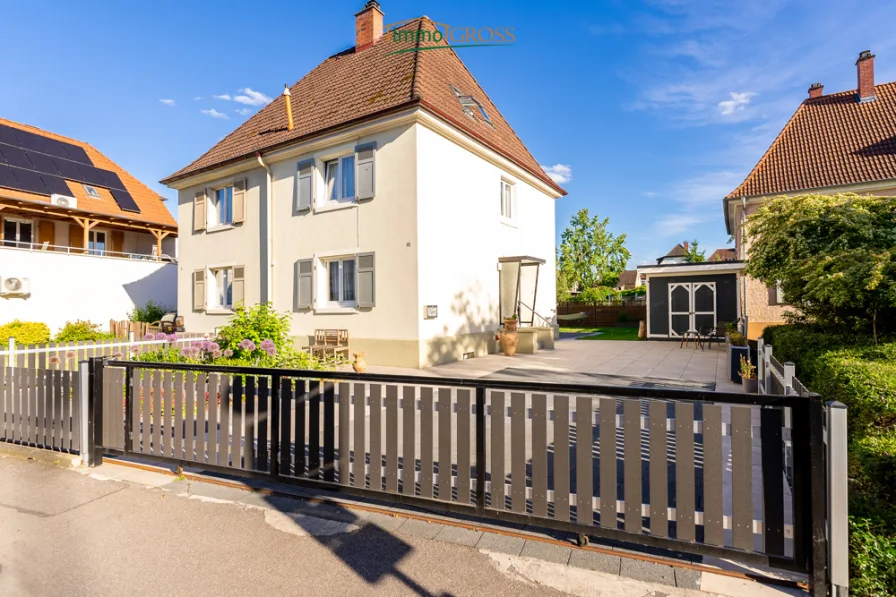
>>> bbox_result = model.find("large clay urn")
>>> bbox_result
[352,352,368,373]
[501,318,519,356]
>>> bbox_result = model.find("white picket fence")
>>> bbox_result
[757,337,810,396]
[0,334,207,370]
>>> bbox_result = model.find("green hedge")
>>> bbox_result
[0,320,51,345]
[54,320,116,343]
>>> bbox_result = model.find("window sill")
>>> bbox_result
[500,218,518,229]
[315,200,357,214]
[313,306,358,315]
[207,224,235,234]
[206,308,234,315]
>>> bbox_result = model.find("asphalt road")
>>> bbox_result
[0,456,572,597]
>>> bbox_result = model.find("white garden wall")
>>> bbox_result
[0,248,176,336]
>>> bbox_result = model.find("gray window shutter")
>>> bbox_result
[296,159,314,212]
[357,252,375,308]
[193,269,205,311]
[767,284,778,306]
[193,190,207,232]
[232,265,245,307]
[295,259,313,310]
[232,178,246,223]
[355,142,376,201]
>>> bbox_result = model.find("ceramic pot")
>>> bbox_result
[352,352,368,373]
[501,331,519,356]
[503,318,518,333]
[742,377,758,394]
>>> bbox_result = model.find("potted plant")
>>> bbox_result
[503,313,518,333]
[727,331,749,383]
[739,355,758,393]
[501,314,519,356]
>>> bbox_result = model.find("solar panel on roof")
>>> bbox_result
[7,165,48,194]
[76,163,107,186]
[0,144,36,170]
[100,170,125,190]
[110,189,141,213]
[13,129,48,154]
[39,137,73,160]
[0,164,19,189]
[24,150,61,176]
[0,123,93,166]
[41,174,71,196]
[62,144,91,165]
[0,125,20,147]
[52,156,83,180]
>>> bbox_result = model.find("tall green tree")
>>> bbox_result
[685,239,706,263]
[745,193,896,342]
[557,209,630,297]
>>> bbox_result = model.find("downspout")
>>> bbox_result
[740,197,748,332]
[257,151,274,304]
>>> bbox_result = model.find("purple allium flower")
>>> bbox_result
[144,333,154,341]
[180,347,191,357]
[66,351,76,359]
[265,346,277,356]
[48,356,61,365]
[212,349,223,359]
[192,340,204,348]
[260,339,275,350]
[238,339,256,351]
[167,333,178,342]
[155,332,168,340]
[206,341,220,352]
[223,349,233,357]
[130,346,140,354]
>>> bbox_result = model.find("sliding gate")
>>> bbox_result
[95,359,828,596]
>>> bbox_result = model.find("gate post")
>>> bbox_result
[84,357,105,466]
[475,385,487,515]
[827,402,849,597]
[79,360,93,465]
[806,392,828,597]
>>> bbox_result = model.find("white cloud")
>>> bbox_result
[235,108,252,116]
[718,91,756,116]
[540,163,572,184]
[159,99,176,106]
[213,94,232,100]
[200,108,229,120]
[194,96,202,101]
[234,88,272,106]
[644,191,658,198]
[652,213,713,237]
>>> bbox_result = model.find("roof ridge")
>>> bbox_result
[726,101,806,199]
[409,17,424,100]
[0,117,96,150]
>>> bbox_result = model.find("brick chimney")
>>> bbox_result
[856,50,876,103]
[808,82,824,98]
[683,241,689,252]
[355,0,384,52]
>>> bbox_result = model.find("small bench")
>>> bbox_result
[306,329,350,359]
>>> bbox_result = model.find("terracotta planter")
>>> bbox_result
[742,377,758,393]
[503,318,518,333]
[352,352,368,373]
[501,331,519,356]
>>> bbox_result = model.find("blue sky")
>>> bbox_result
[4,0,896,267]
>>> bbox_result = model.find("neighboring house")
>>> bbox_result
[161,2,565,368]
[724,49,896,339]
[656,242,689,265]
[637,245,743,339]
[708,248,736,263]
[616,269,640,290]
[0,117,178,334]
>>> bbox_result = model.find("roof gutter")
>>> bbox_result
[256,151,274,305]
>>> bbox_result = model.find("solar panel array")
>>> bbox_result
[0,123,141,214]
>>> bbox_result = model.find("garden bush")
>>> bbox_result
[848,516,896,596]
[216,303,291,356]
[129,299,172,324]
[0,320,51,344]
[55,320,116,343]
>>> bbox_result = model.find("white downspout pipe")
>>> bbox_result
[257,151,274,304]
[740,196,748,332]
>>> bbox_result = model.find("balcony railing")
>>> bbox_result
[0,240,176,263]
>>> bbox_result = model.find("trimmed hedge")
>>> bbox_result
[0,320,51,345]
[54,320,116,343]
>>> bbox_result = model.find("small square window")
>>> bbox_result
[324,156,355,203]
[500,180,515,220]
[83,185,100,198]
[326,258,357,306]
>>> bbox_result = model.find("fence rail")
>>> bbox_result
[757,338,808,396]
[556,302,646,328]
[0,367,80,453]
[0,336,205,370]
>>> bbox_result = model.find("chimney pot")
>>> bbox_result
[856,50,876,103]
[355,0,384,53]
[808,82,824,98]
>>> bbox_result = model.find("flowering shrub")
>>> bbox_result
[55,320,116,342]
[0,320,51,344]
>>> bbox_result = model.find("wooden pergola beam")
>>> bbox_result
[148,228,171,258]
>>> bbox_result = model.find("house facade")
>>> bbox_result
[162,3,565,368]
[0,117,177,334]
[724,50,896,339]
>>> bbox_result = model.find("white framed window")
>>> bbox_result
[500,180,515,220]
[2,218,33,248]
[775,282,785,305]
[324,155,355,203]
[211,266,233,309]
[210,186,233,227]
[83,185,100,198]
[325,258,357,307]
[88,230,106,255]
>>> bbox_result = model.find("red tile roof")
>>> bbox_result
[727,81,896,198]
[162,18,565,195]
[708,248,736,262]
[0,117,177,230]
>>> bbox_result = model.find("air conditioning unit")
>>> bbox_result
[50,194,77,209]
[0,277,31,298]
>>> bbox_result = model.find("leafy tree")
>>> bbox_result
[557,209,630,298]
[129,299,173,323]
[745,193,896,342]
[685,239,706,263]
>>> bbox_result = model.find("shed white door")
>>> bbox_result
[668,282,717,337]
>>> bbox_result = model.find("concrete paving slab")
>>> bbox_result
[619,558,677,585]
[434,525,483,547]
[567,549,623,575]
[365,511,407,531]
[476,532,526,556]
[397,518,444,540]
[675,567,702,589]
[520,540,572,565]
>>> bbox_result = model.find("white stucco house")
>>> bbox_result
[161,2,566,368]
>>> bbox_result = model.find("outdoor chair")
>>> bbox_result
[151,312,177,334]
[305,329,350,360]
[700,321,728,350]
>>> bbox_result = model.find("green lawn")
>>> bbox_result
[559,326,641,341]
